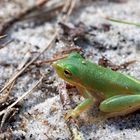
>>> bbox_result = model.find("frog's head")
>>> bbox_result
[53,52,85,86]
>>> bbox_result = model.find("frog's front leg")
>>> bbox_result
[99,94,140,118]
[65,88,95,119]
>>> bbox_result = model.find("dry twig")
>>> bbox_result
[1,107,17,128]
[35,47,82,65]
[0,35,7,39]
[98,56,136,70]
[35,55,68,65]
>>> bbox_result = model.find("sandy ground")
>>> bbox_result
[0,0,140,140]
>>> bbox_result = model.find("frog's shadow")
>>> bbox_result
[105,111,140,130]
[79,109,140,131]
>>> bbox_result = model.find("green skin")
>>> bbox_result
[53,52,140,119]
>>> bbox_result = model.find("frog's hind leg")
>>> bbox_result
[99,94,140,118]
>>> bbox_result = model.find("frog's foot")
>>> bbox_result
[64,110,79,120]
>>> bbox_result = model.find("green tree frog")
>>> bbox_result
[53,52,140,119]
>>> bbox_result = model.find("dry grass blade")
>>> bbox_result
[17,51,32,70]
[60,0,76,22]
[1,108,16,128]
[0,39,13,50]
[0,76,43,117]
[106,16,140,27]
[67,0,76,18]
[0,35,7,39]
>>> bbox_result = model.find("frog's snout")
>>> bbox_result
[52,61,63,72]
[52,61,65,79]
[52,62,57,69]
[52,62,59,70]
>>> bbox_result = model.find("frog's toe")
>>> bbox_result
[64,110,77,120]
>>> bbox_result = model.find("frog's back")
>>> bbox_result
[80,60,140,96]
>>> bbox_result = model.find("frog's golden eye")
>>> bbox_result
[64,69,72,78]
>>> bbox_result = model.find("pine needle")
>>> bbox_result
[106,17,140,27]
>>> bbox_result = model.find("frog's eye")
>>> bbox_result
[64,69,72,78]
